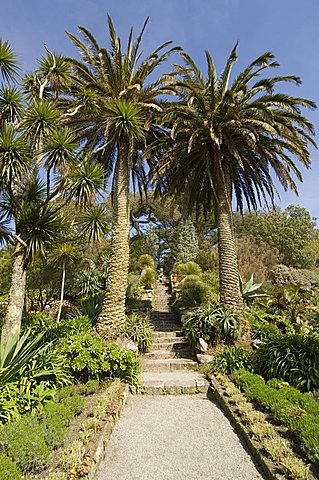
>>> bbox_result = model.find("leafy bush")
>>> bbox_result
[104,343,140,386]
[140,267,157,289]
[183,303,239,346]
[0,453,21,480]
[0,417,51,473]
[210,347,252,374]
[57,332,111,382]
[233,369,319,463]
[176,277,212,309]
[124,314,154,353]
[183,303,217,345]
[138,254,155,270]
[58,332,140,385]
[247,310,280,342]
[255,334,319,391]
[174,261,202,280]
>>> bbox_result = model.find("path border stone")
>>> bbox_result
[86,384,130,480]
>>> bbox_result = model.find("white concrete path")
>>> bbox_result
[96,394,263,480]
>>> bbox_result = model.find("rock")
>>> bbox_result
[197,337,208,353]
[252,339,264,349]
[126,341,138,353]
[197,354,215,364]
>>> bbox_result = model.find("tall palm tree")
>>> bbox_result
[64,16,179,337]
[154,46,316,329]
[0,41,106,341]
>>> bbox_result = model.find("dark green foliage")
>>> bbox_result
[176,276,212,309]
[183,303,239,346]
[255,334,319,391]
[210,347,252,374]
[58,332,140,385]
[124,314,154,353]
[247,310,280,342]
[174,261,202,280]
[0,453,22,480]
[233,369,319,463]
[57,332,111,382]
[104,343,140,386]
[0,417,51,473]
[25,313,92,340]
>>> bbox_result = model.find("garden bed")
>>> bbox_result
[209,374,316,480]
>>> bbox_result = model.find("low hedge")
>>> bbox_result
[233,369,319,464]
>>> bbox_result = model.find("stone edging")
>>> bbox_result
[86,384,130,479]
[208,375,282,480]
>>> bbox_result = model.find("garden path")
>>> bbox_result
[97,285,264,479]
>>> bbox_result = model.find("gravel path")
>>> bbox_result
[96,394,263,480]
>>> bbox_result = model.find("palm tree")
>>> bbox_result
[49,241,79,322]
[154,46,316,331]
[64,16,179,337]
[0,41,106,341]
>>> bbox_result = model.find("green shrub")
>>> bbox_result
[255,334,319,391]
[124,314,154,353]
[140,267,157,289]
[247,310,280,342]
[58,332,140,385]
[177,277,212,309]
[104,343,140,386]
[183,303,239,346]
[0,453,21,480]
[138,254,155,270]
[183,303,218,345]
[0,330,70,422]
[57,332,111,382]
[211,347,253,375]
[174,261,202,280]
[0,418,51,473]
[126,275,144,310]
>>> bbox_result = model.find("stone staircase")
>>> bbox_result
[138,283,209,394]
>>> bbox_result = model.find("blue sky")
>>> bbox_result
[1,0,319,217]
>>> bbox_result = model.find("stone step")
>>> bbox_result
[153,331,184,339]
[152,340,190,350]
[141,358,198,372]
[143,349,192,360]
[138,371,209,395]
[151,323,181,330]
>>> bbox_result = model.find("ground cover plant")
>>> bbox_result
[233,369,319,465]
[221,376,310,480]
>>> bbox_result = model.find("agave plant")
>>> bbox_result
[240,274,269,305]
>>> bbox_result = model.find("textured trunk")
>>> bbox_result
[2,245,26,341]
[56,260,66,323]
[96,140,131,338]
[216,172,250,344]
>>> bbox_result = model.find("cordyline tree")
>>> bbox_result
[0,40,106,341]
[63,16,180,337]
[153,46,316,337]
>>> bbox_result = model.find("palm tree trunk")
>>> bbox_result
[216,173,250,344]
[96,139,131,338]
[2,245,26,341]
[56,260,66,323]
